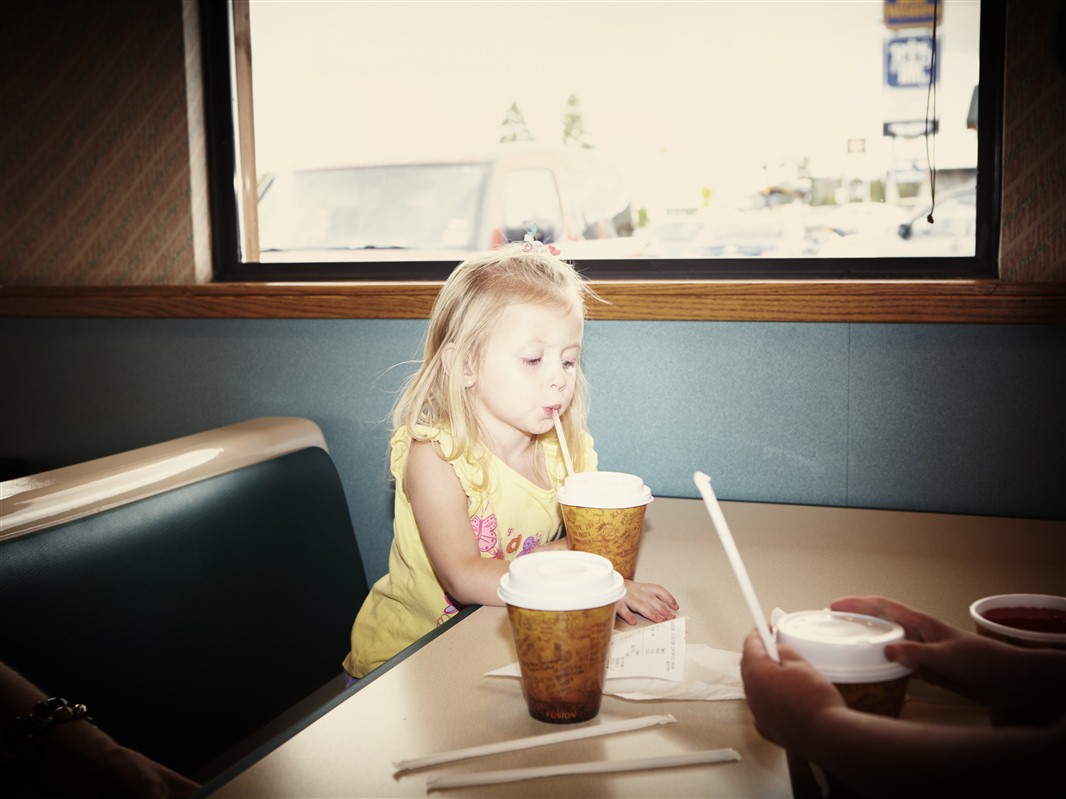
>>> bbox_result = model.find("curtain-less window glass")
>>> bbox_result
[208,0,997,281]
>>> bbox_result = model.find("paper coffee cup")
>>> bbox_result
[498,551,626,723]
[557,472,653,579]
[775,610,912,799]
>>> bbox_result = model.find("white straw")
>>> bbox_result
[693,471,780,663]
[425,748,741,791]
[395,714,676,773]
[552,409,575,477]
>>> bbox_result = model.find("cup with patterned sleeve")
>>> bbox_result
[557,472,653,579]
[498,550,626,723]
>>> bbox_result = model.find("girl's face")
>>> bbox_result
[466,301,583,448]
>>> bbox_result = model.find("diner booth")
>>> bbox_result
[1,0,1064,796]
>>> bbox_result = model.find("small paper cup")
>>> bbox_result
[969,593,1066,649]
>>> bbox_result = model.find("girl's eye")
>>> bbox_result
[562,360,576,369]
[523,357,542,366]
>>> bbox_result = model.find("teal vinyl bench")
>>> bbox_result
[0,418,369,780]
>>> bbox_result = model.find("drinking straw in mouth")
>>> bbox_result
[552,409,575,477]
[693,471,780,662]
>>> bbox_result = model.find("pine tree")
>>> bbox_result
[499,101,534,144]
[562,93,592,148]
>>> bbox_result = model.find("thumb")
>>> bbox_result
[883,640,928,670]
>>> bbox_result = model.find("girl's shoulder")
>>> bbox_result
[391,423,448,447]
[390,423,464,476]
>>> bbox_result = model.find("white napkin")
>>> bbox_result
[604,644,744,701]
[486,617,745,701]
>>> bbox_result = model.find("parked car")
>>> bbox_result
[817,184,977,258]
[805,201,911,248]
[255,145,639,262]
[646,205,816,258]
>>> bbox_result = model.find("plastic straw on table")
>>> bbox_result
[552,409,575,476]
[394,714,676,773]
[693,471,780,663]
[425,748,741,791]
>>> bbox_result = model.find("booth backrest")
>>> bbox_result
[0,420,369,779]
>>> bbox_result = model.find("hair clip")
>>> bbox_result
[522,224,560,256]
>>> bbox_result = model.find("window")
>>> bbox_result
[202,0,1002,282]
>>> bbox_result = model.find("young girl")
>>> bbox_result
[343,242,679,680]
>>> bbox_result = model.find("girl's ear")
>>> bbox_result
[441,343,476,388]
[460,357,477,388]
[440,342,456,375]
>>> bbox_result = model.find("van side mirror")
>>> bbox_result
[504,220,558,244]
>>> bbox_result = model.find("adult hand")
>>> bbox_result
[35,720,200,799]
[740,628,845,752]
[615,580,679,625]
[831,595,1066,724]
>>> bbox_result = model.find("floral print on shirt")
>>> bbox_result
[471,514,544,561]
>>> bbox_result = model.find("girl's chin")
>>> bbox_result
[534,417,556,434]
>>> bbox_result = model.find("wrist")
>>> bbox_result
[793,703,854,762]
[2,697,95,777]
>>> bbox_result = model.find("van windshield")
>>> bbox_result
[258,163,490,253]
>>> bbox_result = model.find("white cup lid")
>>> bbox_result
[498,551,626,611]
[557,471,653,509]
[775,610,912,682]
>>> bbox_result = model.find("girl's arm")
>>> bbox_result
[407,440,679,621]
[405,440,512,607]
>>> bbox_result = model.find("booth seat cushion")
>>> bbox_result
[0,446,369,778]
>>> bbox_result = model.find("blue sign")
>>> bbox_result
[884,35,939,88]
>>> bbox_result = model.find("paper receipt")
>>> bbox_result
[607,617,686,681]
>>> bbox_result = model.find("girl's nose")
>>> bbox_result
[549,362,568,390]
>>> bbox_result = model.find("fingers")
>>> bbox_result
[615,599,637,625]
[743,628,806,669]
[621,581,679,623]
[830,595,956,643]
[882,639,929,669]
[641,582,679,611]
[741,628,771,666]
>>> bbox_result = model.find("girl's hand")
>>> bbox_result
[615,580,679,624]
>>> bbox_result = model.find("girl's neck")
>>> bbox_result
[490,433,548,489]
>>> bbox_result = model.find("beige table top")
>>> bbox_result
[204,498,1066,798]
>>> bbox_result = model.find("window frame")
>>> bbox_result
[201,0,1004,285]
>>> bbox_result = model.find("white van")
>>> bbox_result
[256,145,640,262]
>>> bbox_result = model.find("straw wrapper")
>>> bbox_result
[425,748,741,791]
[394,714,676,773]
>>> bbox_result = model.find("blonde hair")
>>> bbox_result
[393,244,599,480]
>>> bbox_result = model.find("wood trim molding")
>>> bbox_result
[1,281,1064,324]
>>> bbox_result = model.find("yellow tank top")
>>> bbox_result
[343,424,597,678]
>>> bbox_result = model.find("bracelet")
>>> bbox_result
[2,697,95,767]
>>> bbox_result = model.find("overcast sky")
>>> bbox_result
[248,0,980,202]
